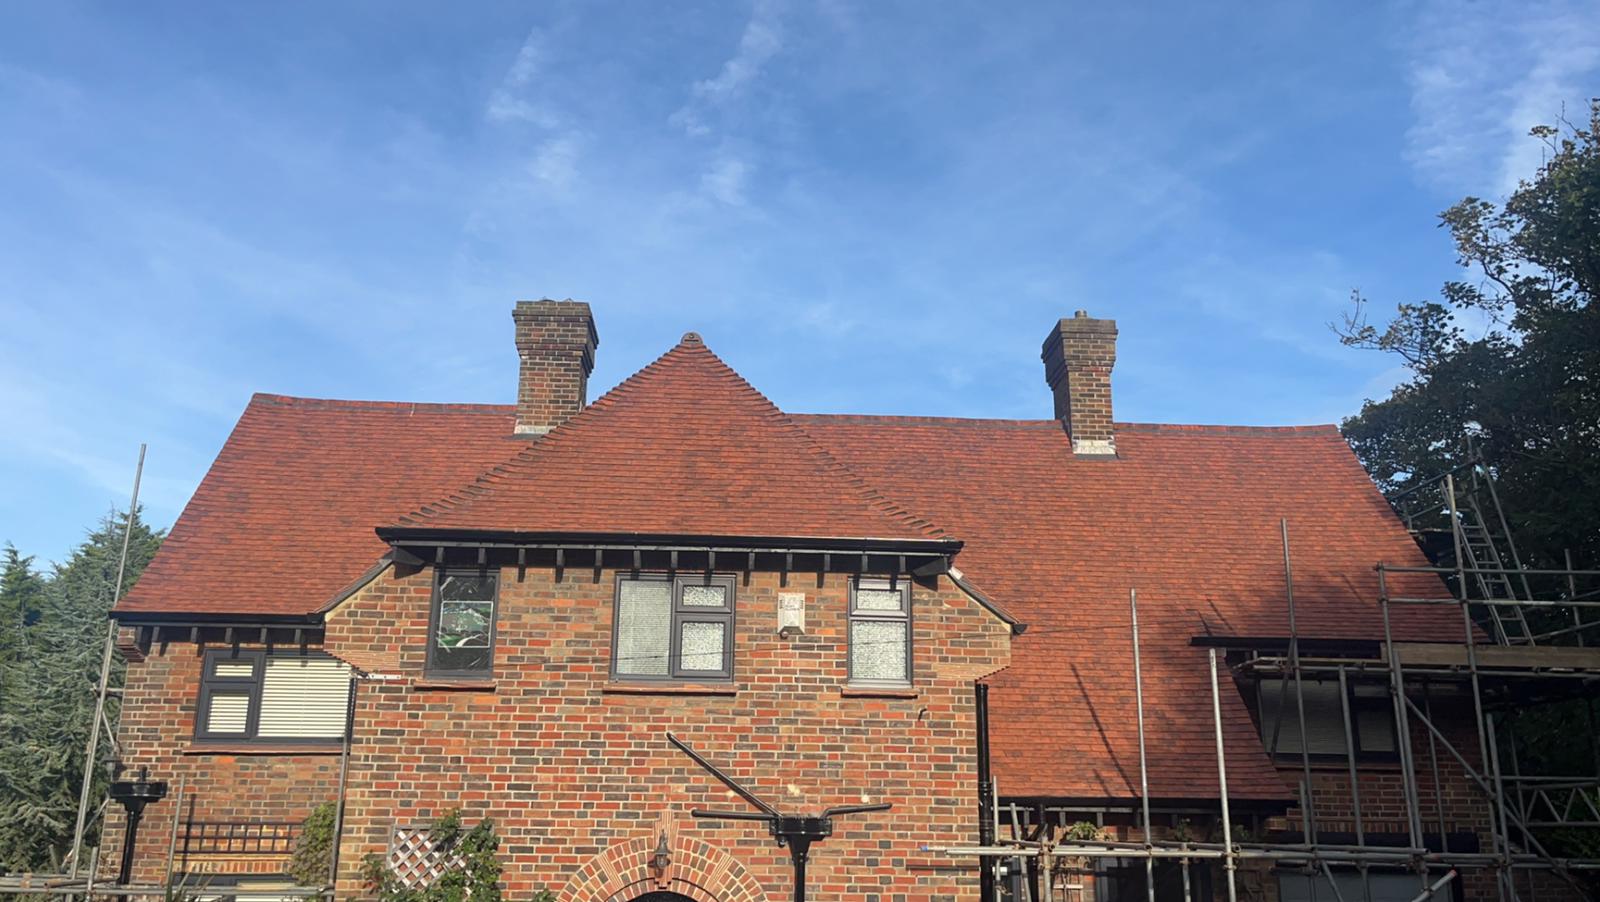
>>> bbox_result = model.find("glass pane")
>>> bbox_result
[851,620,908,682]
[616,580,671,676]
[855,588,904,612]
[205,693,251,734]
[439,572,496,602]
[682,584,727,607]
[1357,706,1397,754]
[213,660,255,678]
[679,621,726,672]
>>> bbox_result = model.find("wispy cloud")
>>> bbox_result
[670,0,785,137]
[700,154,750,206]
[486,28,560,127]
[1402,0,1600,195]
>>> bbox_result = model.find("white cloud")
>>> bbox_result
[529,134,581,189]
[701,154,751,206]
[670,0,785,137]
[1402,0,1600,196]
[486,28,561,127]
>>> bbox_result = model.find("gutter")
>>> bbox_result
[948,567,1027,635]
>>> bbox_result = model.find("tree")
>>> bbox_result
[0,509,163,872]
[1336,101,1600,864]
[1337,100,1600,573]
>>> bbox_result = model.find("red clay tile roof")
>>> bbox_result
[118,336,1462,803]
[794,415,1457,802]
[115,396,524,617]
[389,335,949,542]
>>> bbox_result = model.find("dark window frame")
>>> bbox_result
[610,573,736,682]
[425,567,501,679]
[193,649,344,745]
[1255,677,1400,764]
[848,576,913,687]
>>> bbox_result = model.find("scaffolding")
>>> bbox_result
[950,456,1600,902]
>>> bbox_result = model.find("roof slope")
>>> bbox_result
[116,396,524,617]
[794,415,1457,801]
[391,334,947,542]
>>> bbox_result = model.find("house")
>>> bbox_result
[101,301,1591,902]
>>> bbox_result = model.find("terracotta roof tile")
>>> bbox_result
[392,335,948,542]
[794,414,1459,801]
[119,342,1463,804]
[116,395,524,617]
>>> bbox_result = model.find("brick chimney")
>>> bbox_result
[512,299,598,434]
[1041,311,1118,456]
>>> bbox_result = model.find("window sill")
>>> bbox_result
[602,682,739,697]
[184,743,343,756]
[412,678,498,691]
[841,686,919,699]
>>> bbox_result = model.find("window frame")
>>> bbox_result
[610,573,736,682]
[193,649,346,746]
[425,566,501,680]
[1255,676,1399,763]
[848,576,914,687]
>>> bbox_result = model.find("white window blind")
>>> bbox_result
[204,694,251,734]
[256,657,351,739]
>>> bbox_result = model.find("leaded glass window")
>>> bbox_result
[849,577,911,685]
[427,570,499,677]
[612,575,734,680]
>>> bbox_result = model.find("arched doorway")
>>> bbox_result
[562,829,769,902]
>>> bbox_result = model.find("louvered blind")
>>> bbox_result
[1258,679,1348,755]
[204,694,251,734]
[256,657,350,739]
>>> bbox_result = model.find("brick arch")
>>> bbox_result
[561,820,769,902]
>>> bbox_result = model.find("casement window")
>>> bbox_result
[849,576,912,686]
[1257,678,1397,759]
[611,574,735,681]
[426,569,499,678]
[195,650,351,743]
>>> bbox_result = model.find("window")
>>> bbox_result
[427,569,499,677]
[849,577,912,686]
[1257,677,1397,758]
[195,650,350,743]
[611,574,734,680]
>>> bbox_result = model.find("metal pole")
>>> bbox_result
[1407,870,1458,902]
[1282,521,1319,851]
[977,682,997,902]
[329,674,359,895]
[1566,549,1583,647]
[162,776,184,883]
[1378,568,1427,849]
[1208,649,1238,902]
[69,444,145,878]
[1486,715,1516,902]
[1336,667,1373,902]
[1130,589,1155,902]
[1422,685,1449,855]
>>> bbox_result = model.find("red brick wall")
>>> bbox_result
[100,631,343,885]
[316,562,1011,900]
[512,299,597,434]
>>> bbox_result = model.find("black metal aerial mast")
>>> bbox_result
[666,733,891,902]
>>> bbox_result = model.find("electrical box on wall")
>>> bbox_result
[778,592,806,637]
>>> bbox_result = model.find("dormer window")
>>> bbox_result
[611,574,735,681]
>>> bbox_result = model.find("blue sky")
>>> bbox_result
[3,1,1598,563]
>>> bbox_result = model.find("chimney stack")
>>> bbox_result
[1041,311,1118,456]
[512,299,598,434]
